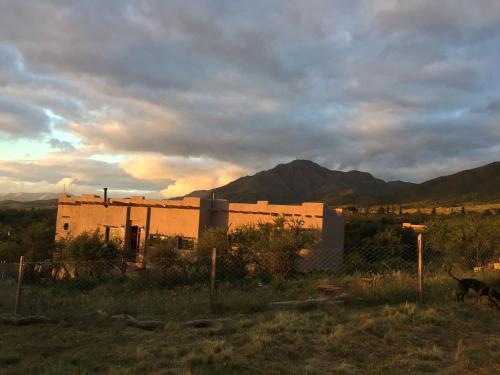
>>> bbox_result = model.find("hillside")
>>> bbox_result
[0,199,58,210]
[0,192,59,202]
[187,159,500,205]
[390,161,500,204]
[2,161,499,207]
[187,159,415,204]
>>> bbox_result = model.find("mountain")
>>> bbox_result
[3,161,498,208]
[0,192,59,202]
[0,199,58,209]
[390,161,500,204]
[186,159,415,205]
[186,159,500,205]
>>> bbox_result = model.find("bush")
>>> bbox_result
[143,236,206,285]
[196,227,248,279]
[227,217,317,279]
[0,208,56,262]
[57,230,120,261]
[194,217,317,280]
[425,214,500,270]
[145,236,180,266]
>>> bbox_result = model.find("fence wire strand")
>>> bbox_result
[1,243,498,318]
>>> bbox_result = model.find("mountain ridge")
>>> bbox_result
[186,159,500,205]
[2,160,499,207]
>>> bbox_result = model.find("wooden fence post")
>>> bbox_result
[417,234,424,305]
[15,255,24,315]
[209,247,217,314]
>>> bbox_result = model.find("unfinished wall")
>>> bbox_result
[55,195,345,271]
[56,195,205,242]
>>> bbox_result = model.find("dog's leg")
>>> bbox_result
[487,289,500,311]
[475,292,481,304]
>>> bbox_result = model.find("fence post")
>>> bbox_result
[417,234,424,305]
[209,247,217,314]
[15,255,24,315]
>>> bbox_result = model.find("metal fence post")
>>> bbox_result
[209,247,217,314]
[417,234,424,305]
[15,255,24,315]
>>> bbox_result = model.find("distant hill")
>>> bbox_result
[390,161,500,204]
[3,161,499,208]
[0,192,59,202]
[186,159,415,205]
[0,199,58,210]
[187,159,500,205]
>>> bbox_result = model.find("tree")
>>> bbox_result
[425,215,500,269]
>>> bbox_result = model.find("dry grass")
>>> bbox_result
[1,274,499,374]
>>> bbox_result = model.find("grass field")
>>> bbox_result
[1,272,499,374]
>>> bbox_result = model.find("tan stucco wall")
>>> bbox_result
[55,195,345,270]
[56,195,204,241]
[225,201,324,230]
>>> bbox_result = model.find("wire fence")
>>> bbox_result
[1,239,499,320]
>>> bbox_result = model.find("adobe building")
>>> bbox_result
[55,194,345,270]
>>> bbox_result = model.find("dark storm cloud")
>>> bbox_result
[48,138,76,153]
[0,0,500,186]
[0,97,51,136]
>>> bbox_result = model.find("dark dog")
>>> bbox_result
[449,268,500,310]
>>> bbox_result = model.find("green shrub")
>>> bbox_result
[194,217,317,280]
[142,236,208,285]
[57,230,120,261]
[145,236,179,266]
[425,214,500,270]
[196,227,248,279]
[0,208,56,262]
[221,217,317,279]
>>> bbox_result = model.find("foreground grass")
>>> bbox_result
[1,273,499,374]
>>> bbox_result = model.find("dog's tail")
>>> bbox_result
[448,267,461,281]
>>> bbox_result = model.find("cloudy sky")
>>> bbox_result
[1,0,500,197]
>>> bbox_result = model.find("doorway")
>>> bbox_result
[129,226,141,259]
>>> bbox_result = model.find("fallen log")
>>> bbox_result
[0,315,50,326]
[182,318,232,328]
[269,297,344,308]
[111,314,164,330]
[317,285,344,296]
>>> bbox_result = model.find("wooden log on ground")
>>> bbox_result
[317,285,344,296]
[111,314,164,330]
[0,315,50,326]
[182,318,232,328]
[269,297,344,308]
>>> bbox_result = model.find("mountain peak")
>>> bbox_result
[283,159,321,167]
[186,159,500,205]
[186,159,413,204]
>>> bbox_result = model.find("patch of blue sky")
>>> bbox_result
[45,109,81,148]
[0,138,51,160]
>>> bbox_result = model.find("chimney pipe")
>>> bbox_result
[103,187,108,207]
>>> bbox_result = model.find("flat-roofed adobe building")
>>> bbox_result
[56,195,345,270]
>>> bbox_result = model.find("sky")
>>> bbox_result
[1,0,500,198]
